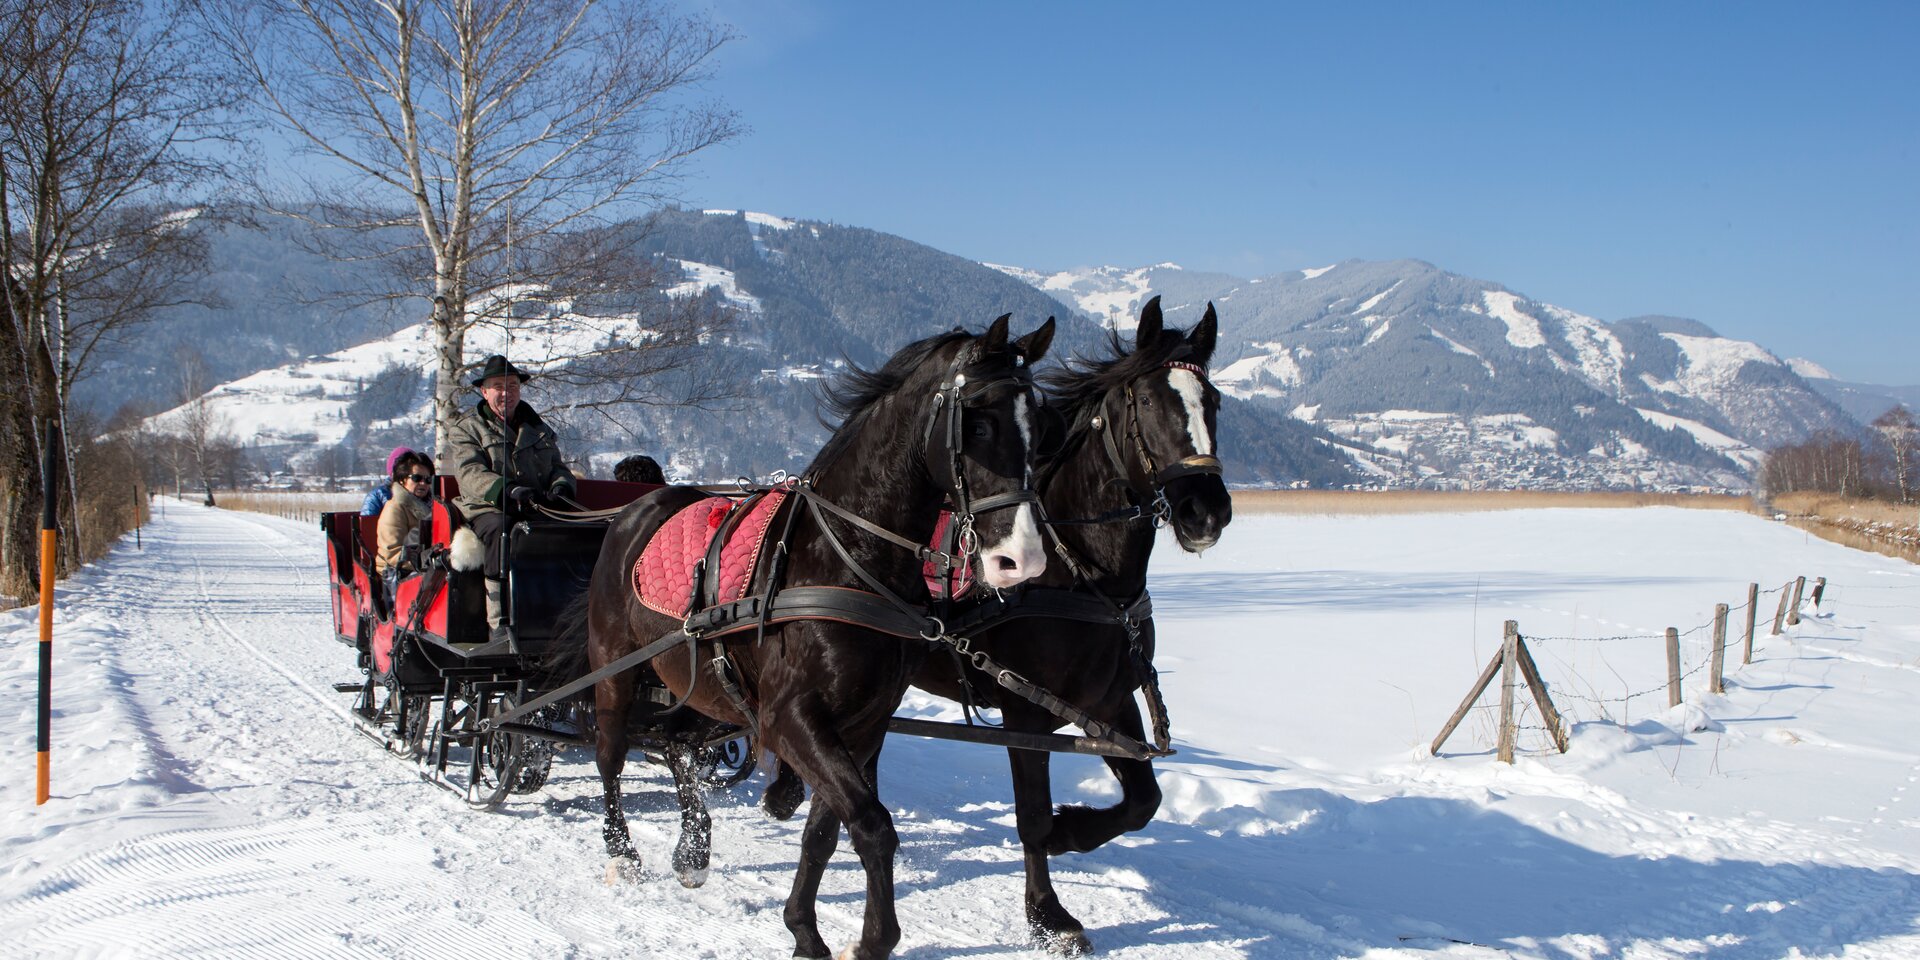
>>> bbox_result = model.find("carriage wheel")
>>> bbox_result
[398,693,434,758]
[693,732,757,788]
[463,694,521,810]
[510,738,554,794]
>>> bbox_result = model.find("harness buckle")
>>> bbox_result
[956,515,978,557]
[920,615,949,643]
[1150,489,1173,528]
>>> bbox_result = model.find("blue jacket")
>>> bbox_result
[360,483,393,517]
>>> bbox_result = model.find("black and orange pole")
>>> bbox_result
[37,421,58,805]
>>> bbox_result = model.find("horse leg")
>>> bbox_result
[595,679,642,882]
[1009,746,1093,956]
[662,740,714,888]
[780,714,900,960]
[1046,704,1162,856]
[783,798,842,960]
[764,756,808,821]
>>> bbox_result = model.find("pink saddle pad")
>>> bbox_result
[633,491,788,616]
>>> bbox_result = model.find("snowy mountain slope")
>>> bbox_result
[998,258,1857,490]
[139,210,1359,488]
[4,503,1918,958]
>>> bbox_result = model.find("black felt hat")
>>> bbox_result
[469,354,531,386]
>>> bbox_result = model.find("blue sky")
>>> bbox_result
[683,2,1918,385]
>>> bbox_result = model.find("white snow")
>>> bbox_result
[1635,408,1765,470]
[1788,357,1836,380]
[1661,332,1784,394]
[667,258,762,313]
[1216,344,1304,399]
[1355,279,1403,314]
[703,209,797,231]
[1299,264,1337,280]
[1481,291,1547,349]
[1539,303,1626,397]
[1425,325,1497,378]
[1363,318,1392,345]
[6,503,1920,958]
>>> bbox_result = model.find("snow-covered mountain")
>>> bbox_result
[138,210,1859,491]
[1004,259,1857,490]
[142,209,1351,486]
[1786,359,1920,427]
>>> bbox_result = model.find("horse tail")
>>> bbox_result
[541,587,594,697]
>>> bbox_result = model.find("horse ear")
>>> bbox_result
[982,313,1012,353]
[1015,316,1056,365]
[1189,302,1219,366]
[1135,296,1164,349]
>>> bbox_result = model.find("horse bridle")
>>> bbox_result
[1090,359,1224,525]
[919,345,1043,571]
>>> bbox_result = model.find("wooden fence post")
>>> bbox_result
[1786,576,1807,626]
[1497,621,1519,763]
[1514,637,1569,753]
[1771,584,1791,636]
[1709,603,1728,694]
[1742,582,1758,665]
[1665,627,1682,708]
[1810,576,1826,608]
[1430,641,1502,756]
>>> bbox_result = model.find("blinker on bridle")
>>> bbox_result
[920,346,1042,561]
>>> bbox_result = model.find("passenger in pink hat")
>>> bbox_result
[360,445,418,516]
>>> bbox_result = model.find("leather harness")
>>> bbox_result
[482,357,1222,763]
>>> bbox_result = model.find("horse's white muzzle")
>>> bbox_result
[977,504,1046,589]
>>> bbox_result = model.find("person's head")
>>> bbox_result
[384,446,416,476]
[391,450,435,496]
[469,354,530,419]
[613,454,665,485]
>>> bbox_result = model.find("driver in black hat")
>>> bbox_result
[447,354,578,644]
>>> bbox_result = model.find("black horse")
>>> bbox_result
[911,297,1232,955]
[580,315,1055,960]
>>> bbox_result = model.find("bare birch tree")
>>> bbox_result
[1872,405,1916,503]
[189,0,742,452]
[0,0,230,600]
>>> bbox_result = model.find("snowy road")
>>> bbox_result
[5,501,1920,958]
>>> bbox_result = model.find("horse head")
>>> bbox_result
[816,313,1056,591]
[927,313,1056,588]
[1054,295,1232,553]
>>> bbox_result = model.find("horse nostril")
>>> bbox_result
[996,555,1018,572]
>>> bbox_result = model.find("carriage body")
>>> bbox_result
[319,476,756,807]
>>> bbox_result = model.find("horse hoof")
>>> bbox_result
[1032,927,1094,957]
[764,772,806,821]
[604,856,642,885]
[675,865,708,889]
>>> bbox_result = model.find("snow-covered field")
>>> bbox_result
[5,502,1918,958]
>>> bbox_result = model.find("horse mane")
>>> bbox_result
[807,329,972,474]
[1041,328,1188,432]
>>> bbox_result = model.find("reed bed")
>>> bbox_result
[1230,489,1756,516]
[212,490,365,525]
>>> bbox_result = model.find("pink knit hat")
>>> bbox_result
[385,446,416,475]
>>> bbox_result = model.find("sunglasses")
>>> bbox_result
[404,473,432,483]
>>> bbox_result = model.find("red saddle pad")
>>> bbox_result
[922,509,976,601]
[633,491,788,616]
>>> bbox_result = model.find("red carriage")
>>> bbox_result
[320,475,755,807]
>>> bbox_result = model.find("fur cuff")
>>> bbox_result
[450,527,485,573]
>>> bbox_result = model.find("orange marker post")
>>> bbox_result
[37,421,58,805]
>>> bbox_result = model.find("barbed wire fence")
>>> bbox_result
[1432,576,1838,762]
